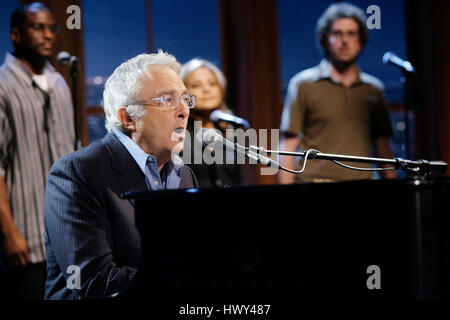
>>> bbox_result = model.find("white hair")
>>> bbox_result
[103,50,181,132]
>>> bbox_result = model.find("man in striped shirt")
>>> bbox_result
[0,3,74,299]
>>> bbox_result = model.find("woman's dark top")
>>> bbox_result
[184,117,242,188]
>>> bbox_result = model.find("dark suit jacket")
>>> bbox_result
[44,132,198,299]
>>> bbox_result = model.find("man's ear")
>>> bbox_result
[10,27,21,45]
[117,107,136,132]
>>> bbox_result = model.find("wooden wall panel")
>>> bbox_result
[219,0,282,185]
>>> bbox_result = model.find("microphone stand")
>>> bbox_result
[70,60,79,150]
[255,148,447,177]
[402,70,416,162]
[382,52,417,174]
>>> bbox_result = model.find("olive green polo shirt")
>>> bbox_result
[280,59,393,182]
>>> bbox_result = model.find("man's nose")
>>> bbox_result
[177,100,189,118]
[43,27,55,40]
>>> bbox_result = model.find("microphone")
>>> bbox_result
[382,51,415,74]
[195,128,280,168]
[210,109,250,129]
[57,51,79,67]
[196,127,244,153]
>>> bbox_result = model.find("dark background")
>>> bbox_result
[0,0,448,184]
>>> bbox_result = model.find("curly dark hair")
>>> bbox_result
[316,2,369,58]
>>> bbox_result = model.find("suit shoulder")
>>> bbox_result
[51,139,108,175]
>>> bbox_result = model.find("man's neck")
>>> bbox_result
[329,60,359,88]
[12,51,47,75]
[129,132,170,173]
[155,154,170,173]
[157,162,166,173]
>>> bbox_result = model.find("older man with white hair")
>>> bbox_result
[43,51,198,299]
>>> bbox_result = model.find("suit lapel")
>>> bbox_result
[103,132,148,206]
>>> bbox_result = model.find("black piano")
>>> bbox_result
[125,177,450,300]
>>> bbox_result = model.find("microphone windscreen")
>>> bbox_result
[210,109,224,122]
[210,109,250,129]
[196,128,222,147]
[57,51,71,66]
[382,51,394,65]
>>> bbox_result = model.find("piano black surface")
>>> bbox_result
[125,177,450,300]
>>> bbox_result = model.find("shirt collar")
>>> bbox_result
[316,59,363,86]
[4,52,57,90]
[317,59,332,79]
[112,128,183,175]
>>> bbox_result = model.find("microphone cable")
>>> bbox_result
[254,146,398,175]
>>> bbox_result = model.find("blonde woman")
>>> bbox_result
[181,58,242,187]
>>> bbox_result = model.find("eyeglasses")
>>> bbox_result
[130,93,196,109]
[28,23,60,35]
[329,30,359,41]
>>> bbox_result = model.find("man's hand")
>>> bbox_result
[3,230,30,267]
[278,133,301,184]
[0,176,30,267]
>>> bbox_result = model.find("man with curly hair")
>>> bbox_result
[279,2,397,183]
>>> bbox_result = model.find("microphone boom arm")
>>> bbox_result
[251,146,448,176]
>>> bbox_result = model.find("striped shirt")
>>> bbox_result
[0,53,74,264]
